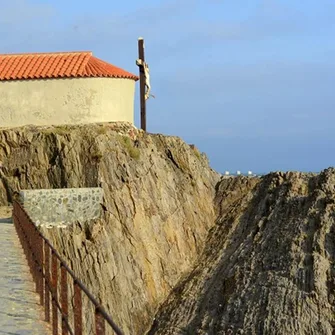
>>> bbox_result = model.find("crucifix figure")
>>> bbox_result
[136,37,154,131]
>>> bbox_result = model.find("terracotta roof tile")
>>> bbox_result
[0,51,138,81]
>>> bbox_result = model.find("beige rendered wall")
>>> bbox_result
[0,77,135,127]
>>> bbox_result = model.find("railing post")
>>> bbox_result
[52,251,58,335]
[31,226,36,286]
[25,215,34,283]
[45,240,50,322]
[74,281,82,335]
[61,265,68,335]
[33,224,38,293]
[38,232,44,305]
[95,309,106,335]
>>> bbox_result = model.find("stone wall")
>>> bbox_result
[20,188,103,227]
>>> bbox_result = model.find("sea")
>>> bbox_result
[221,171,267,177]
[222,171,319,177]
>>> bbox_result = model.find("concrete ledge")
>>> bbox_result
[20,188,103,227]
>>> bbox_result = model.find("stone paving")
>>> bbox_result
[0,207,51,335]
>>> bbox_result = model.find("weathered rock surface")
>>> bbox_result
[148,170,335,335]
[3,122,335,335]
[0,122,220,334]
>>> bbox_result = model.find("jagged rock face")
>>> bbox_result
[4,123,335,335]
[0,123,220,334]
[148,170,335,335]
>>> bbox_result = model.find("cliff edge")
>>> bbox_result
[2,123,334,335]
[148,170,335,335]
[0,122,220,334]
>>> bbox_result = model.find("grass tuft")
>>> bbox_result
[118,135,140,160]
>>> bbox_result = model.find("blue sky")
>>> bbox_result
[1,0,334,173]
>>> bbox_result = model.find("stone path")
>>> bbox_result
[0,207,51,335]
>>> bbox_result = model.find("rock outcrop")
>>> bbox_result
[3,122,335,335]
[0,122,220,334]
[148,170,335,335]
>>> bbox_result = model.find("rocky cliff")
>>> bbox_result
[148,170,335,335]
[2,123,335,335]
[0,122,220,334]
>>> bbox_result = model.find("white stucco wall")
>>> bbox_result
[0,77,136,127]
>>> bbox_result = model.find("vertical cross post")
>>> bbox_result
[138,37,146,132]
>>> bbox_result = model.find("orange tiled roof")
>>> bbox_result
[0,51,138,81]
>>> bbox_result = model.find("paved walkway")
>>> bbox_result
[0,207,50,335]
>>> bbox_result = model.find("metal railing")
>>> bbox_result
[13,201,124,335]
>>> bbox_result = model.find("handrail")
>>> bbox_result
[13,201,124,335]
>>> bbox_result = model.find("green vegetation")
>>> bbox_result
[42,125,70,136]
[96,126,108,136]
[193,148,201,160]
[118,135,140,160]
